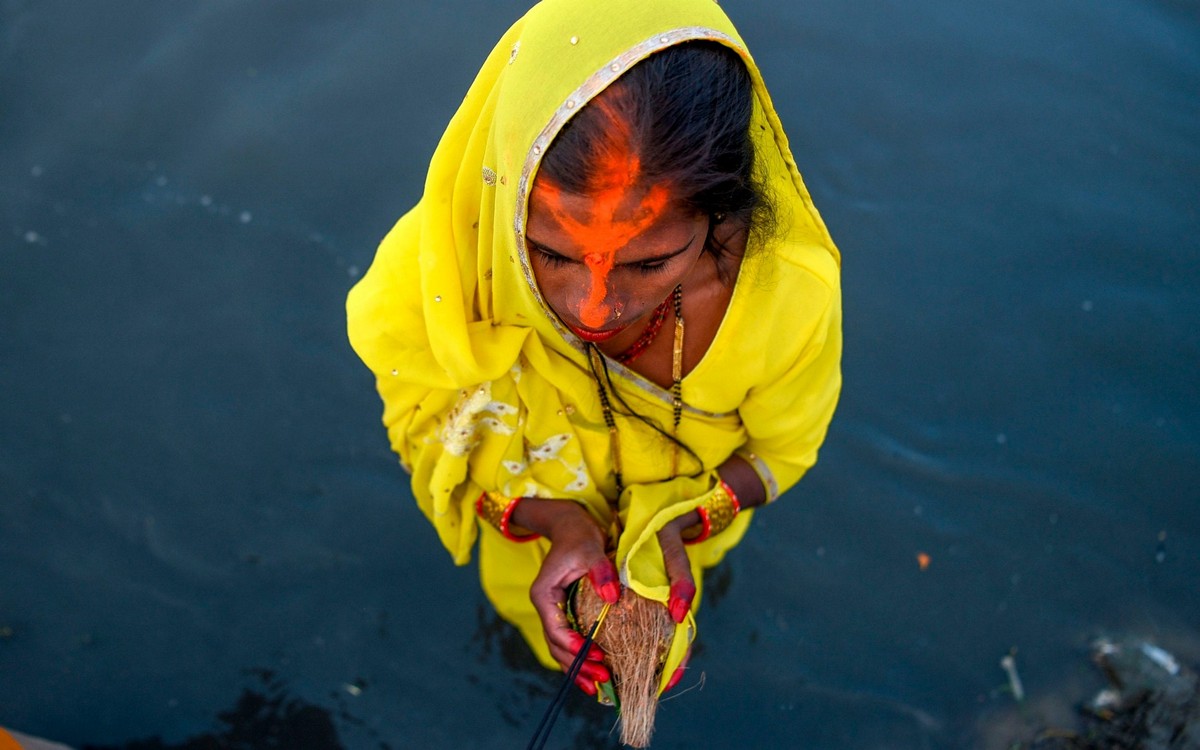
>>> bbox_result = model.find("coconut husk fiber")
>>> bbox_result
[574,582,676,748]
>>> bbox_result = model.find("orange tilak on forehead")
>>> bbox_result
[537,99,671,328]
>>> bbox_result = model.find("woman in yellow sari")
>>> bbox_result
[347,0,841,699]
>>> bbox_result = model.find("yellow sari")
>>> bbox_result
[346,0,842,690]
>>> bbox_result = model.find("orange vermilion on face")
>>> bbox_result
[535,99,671,328]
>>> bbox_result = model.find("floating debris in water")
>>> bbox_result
[1011,638,1200,748]
[30,165,43,177]
[1081,300,1094,312]
[24,230,42,244]
[1136,641,1180,676]
[1001,650,1025,702]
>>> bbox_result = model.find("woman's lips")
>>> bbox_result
[569,323,627,343]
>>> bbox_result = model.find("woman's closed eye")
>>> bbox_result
[621,241,695,275]
[527,236,693,275]
[628,257,672,275]
[528,241,571,268]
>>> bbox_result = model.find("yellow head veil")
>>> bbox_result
[347,0,842,687]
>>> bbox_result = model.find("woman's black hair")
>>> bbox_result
[539,41,776,278]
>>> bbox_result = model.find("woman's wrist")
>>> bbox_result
[668,509,702,533]
[717,454,767,510]
[508,497,598,541]
[673,457,762,544]
[476,492,540,541]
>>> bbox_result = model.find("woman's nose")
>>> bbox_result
[574,283,628,328]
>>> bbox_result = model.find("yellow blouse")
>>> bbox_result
[346,0,842,689]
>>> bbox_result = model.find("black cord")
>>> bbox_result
[585,342,703,476]
[527,615,604,750]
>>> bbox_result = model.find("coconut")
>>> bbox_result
[573,582,676,748]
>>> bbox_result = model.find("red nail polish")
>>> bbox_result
[600,581,620,603]
[669,596,689,623]
[665,665,685,693]
[581,660,606,681]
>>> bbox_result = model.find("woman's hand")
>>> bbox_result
[657,458,765,624]
[658,511,700,623]
[512,499,620,695]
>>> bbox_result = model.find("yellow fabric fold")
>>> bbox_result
[346,0,842,684]
[617,474,753,603]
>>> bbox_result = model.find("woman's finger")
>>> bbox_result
[548,636,611,687]
[567,630,605,662]
[586,558,621,604]
[577,658,611,684]
[531,571,579,664]
[545,610,609,670]
[658,526,695,623]
[541,610,579,661]
[574,673,598,696]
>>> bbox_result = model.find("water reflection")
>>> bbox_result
[469,605,618,746]
[81,671,346,750]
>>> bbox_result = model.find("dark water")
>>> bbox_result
[2,0,1197,747]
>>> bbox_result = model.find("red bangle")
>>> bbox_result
[475,492,540,542]
[688,506,713,544]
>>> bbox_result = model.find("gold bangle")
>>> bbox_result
[475,492,540,542]
[683,479,741,545]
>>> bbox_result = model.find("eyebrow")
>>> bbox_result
[526,234,697,267]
